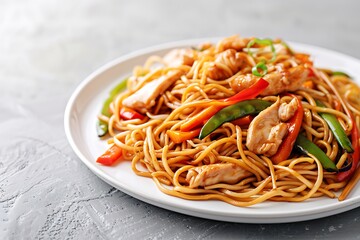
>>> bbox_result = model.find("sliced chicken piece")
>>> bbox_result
[122,70,183,113]
[215,35,249,52]
[246,98,297,157]
[230,65,309,95]
[230,74,256,91]
[207,49,246,80]
[279,98,298,122]
[163,48,195,67]
[186,163,252,188]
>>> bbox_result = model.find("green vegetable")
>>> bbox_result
[96,121,108,138]
[199,99,272,139]
[332,71,350,78]
[316,100,353,153]
[281,41,294,55]
[247,38,277,62]
[96,78,128,137]
[295,134,338,172]
[252,61,268,77]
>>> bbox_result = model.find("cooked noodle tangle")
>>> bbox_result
[100,35,360,206]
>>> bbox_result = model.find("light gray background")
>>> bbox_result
[1,0,360,239]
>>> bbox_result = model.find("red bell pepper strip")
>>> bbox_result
[337,116,360,182]
[222,78,269,103]
[231,115,254,126]
[271,94,304,164]
[167,128,201,144]
[97,144,122,166]
[180,78,269,131]
[120,107,145,120]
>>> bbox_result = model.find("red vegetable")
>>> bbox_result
[180,78,269,131]
[167,128,201,144]
[222,78,269,104]
[337,116,360,182]
[120,107,145,120]
[271,94,304,164]
[97,144,122,166]
[231,115,253,126]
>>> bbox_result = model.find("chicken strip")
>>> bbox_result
[163,48,195,67]
[186,163,252,188]
[230,65,309,95]
[279,98,298,122]
[215,35,249,52]
[207,49,246,80]
[122,70,183,113]
[246,98,297,157]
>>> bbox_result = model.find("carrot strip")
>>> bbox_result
[167,128,202,144]
[180,106,221,132]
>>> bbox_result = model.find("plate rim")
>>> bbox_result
[64,38,360,223]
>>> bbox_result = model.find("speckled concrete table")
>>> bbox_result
[1,0,360,239]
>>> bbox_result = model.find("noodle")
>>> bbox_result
[97,35,360,206]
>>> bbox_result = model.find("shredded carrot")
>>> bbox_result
[167,128,201,144]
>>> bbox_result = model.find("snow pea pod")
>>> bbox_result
[295,134,338,172]
[332,71,350,78]
[199,99,272,139]
[316,100,353,153]
[96,78,128,137]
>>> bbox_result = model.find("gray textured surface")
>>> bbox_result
[1,0,360,239]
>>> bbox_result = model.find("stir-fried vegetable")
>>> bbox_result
[222,78,269,103]
[97,79,128,137]
[120,107,145,120]
[271,95,304,164]
[252,61,268,77]
[247,38,277,62]
[180,107,220,132]
[338,116,360,182]
[167,128,201,144]
[281,41,294,55]
[316,100,353,153]
[332,71,350,78]
[231,115,253,126]
[96,121,109,138]
[295,134,338,172]
[97,144,122,166]
[199,99,272,139]
[180,78,269,131]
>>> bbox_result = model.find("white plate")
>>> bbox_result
[64,38,360,223]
